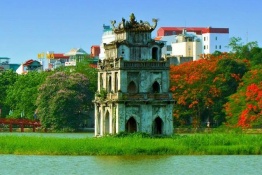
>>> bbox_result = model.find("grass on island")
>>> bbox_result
[0,132,262,156]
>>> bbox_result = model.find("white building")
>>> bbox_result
[99,25,116,60]
[156,27,229,63]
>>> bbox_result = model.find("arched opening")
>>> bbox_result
[108,76,112,93]
[152,47,158,60]
[127,81,137,93]
[100,73,103,90]
[115,72,118,92]
[152,81,160,93]
[125,117,137,133]
[97,111,101,135]
[152,117,163,135]
[105,111,110,134]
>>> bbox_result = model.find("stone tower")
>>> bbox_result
[94,14,174,136]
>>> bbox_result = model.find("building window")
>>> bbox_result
[204,45,206,50]
[215,36,218,40]
[166,45,172,51]
[152,81,160,93]
[127,81,137,93]
[204,37,206,41]
[219,45,221,49]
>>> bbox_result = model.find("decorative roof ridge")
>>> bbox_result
[111,13,158,33]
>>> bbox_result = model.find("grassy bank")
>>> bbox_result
[0,133,262,155]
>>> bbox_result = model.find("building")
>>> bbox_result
[0,57,20,72]
[91,45,100,58]
[156,27,229,64]
[64,48,88,66]
[99,25,116,60]
[16,59,42,74]
[93,14,174,136]
[46,52,70,70]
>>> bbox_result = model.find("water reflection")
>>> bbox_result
[0,155,261,175]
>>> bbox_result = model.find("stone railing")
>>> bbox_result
[97,59,169,70]
[106,92,172,101]
[123,61,168,69]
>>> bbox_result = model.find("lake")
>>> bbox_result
[0,155,261,175]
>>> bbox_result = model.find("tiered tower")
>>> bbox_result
[94,14,174,136]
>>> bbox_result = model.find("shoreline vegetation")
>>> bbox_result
[0,132,262,156]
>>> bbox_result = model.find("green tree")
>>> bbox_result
[36,72,92,131]
[55,57,98,94]
[228,37,262,67]
[5,71,49,119]
[0,70,18,117]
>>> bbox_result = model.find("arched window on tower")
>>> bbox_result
[152,47,158,60]
[108,76,112,93]
[152,81,160,93]
[105,111,110,134]
[127,81,137,93]
[100,73,103,90]
[115,72,118,92]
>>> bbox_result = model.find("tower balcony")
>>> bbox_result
[94,91,174,103]
[97,58,169,71]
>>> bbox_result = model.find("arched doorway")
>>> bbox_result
[125,117,137,133]
[152,117,163,135]
[105,111,110,134]
[152,47,158,60]
[152,81,160,93]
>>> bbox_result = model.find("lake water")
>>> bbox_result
[0,155,261,175]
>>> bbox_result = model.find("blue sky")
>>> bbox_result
[1,0,261,64]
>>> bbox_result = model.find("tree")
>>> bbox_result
[5,71,49,119]
[225,65,262,128]
[55,57,98,94]
[170,53,248,128]
[36,72,92,131]
[228,37,262,67]
[0,70,18,117]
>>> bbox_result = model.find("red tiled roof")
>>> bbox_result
[53,53,70,59]
[23,59,34,66]
[157,27,229,36]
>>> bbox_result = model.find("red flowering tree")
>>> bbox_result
[170,53,247,128]
[225,66,262,128]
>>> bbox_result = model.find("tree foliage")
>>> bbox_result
[170,53,248,128]
[36,72,92,131]
[5,71,49,119]
[0,70,18,117]
[225,65,262,128]
[228,37,262,66]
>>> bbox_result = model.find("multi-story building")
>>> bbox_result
[0,57,20,72]
[93,14,174,136]
[46,52,70,70]
[156,27,229,63]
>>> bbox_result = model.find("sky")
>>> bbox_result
[1,0,261,64]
